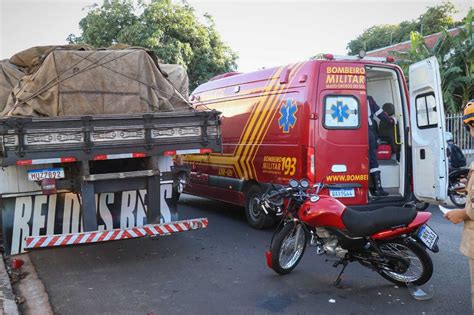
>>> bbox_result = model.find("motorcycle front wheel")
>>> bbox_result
[377,239,433,287]
[270,222,308,275]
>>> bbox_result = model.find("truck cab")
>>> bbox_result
[182,55,448,228]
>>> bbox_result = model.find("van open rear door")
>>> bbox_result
[409,56,448,204]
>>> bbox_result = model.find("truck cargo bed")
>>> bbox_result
[0,110,221,166]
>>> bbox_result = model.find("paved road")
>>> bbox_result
[29,195,471,315]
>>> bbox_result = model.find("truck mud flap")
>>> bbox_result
[24,218,208,250]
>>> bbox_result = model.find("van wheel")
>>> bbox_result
[245,185,275,229]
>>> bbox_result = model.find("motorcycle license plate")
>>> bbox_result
[329,188,355,198]
[417,225,438,250]
[27,168,65,181]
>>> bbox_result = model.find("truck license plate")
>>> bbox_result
[27,168,65,181]
[417,225,439,250]
[329,188,355,198]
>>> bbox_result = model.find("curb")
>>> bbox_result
[0,256,19,315]
[12,254,53,315]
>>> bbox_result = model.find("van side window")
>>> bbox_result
[415,92,438,129]
[323,95,360,129]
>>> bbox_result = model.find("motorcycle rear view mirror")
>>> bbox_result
[331,164,347,173]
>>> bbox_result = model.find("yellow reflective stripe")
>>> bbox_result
[238,95,276,179]
[235,67,286,179]
[184,64,302,180]
[249,62,307,179]
[188,67,284,179]
[242,87,286,179]
[234,68,283,158]
[239,64,302,179]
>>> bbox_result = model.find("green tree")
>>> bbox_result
[347,2,457,55]
[69,0,238,90]
[391,9,473,113]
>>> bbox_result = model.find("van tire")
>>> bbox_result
[244,185,275,229]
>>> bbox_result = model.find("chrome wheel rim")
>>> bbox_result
[279,224,306,269]
[380,243,424,283]
[249,194,261,220]
[451,193,466,206]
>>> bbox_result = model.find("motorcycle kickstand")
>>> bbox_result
[333,260,348,288]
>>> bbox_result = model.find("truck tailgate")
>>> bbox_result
[0,110,221,166]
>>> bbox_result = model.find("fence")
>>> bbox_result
[446,112,474,164]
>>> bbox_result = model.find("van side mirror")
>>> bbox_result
[331,165,347,173]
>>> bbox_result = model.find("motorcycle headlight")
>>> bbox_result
[300,179,309,188]
[289,179,299,188]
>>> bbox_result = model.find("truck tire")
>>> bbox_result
[171,189,180,204]
[171,171,187,204]
[244,185,275,229]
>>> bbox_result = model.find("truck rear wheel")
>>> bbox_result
[171,189,180,204]
[171,172,188,203]
[244,185,275,229]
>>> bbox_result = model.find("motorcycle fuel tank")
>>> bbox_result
[298,195,347,229]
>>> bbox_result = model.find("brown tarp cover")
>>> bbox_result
[1,45,191,117]
[0,60,25,112]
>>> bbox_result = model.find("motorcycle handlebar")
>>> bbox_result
[266,187,290,199]
[259,184,315,214]
[261,186,309,205]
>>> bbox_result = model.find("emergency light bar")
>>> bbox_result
[321,54,395,63]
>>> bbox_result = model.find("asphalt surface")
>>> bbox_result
[29,195,471,315]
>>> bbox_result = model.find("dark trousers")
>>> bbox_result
[369,126,379,173]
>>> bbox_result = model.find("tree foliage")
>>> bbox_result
[391,9,473,113]
[347,2,457,55]
[68,0,238,90]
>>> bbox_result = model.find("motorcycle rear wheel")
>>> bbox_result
[270,222,307,275]
[449,192,466,208]
[377,239,433,287]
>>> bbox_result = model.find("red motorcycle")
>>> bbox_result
[260,172,439,287]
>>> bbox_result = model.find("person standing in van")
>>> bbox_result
[444,100,474,313]
[367,96,392,197]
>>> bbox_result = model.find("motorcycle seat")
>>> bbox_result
[341,206,417,237]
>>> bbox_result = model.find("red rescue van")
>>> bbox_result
[179,55,449,228]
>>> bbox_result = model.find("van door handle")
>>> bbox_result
[420,149,426,160]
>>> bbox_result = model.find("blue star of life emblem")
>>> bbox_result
[331,101,350,122]
[278,99,298,133]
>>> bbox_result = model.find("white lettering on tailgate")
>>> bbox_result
[11,197,32,255]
